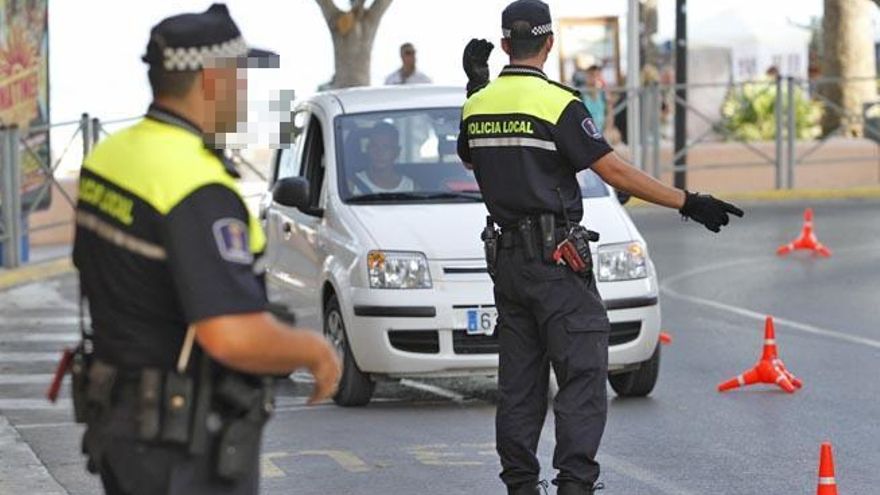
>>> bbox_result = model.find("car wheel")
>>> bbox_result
[608,343,660,398]
[324,294,375,407]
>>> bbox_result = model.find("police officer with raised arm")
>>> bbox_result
[457,1,744,493]
[69,4,341,493]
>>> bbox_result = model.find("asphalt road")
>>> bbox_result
[1,198,878,494]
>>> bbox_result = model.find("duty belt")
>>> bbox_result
[498,215,569,262]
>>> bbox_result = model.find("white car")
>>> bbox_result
[262,85,661,406]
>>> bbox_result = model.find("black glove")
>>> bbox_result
[679,191,744,233]
[463,38,494,97]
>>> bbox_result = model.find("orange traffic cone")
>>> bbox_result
[777,208,832,257]
[659,331,672,345]
[717,316,803,393]
[817,442,838,495]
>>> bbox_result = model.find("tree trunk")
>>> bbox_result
[315,0,394,89]
[820,0,877,136]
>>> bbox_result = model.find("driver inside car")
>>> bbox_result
[350,122,416,194]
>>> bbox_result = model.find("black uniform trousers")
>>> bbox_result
[493,239,610,488]
[87,393,259,495]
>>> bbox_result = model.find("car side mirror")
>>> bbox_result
[272,177,311,210]
[616,189,632,205]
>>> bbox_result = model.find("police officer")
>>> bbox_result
[458,1,744,494]
[72,4,340,494]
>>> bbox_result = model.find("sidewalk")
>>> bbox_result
[0,256,76,494]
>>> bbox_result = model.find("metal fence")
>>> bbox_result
[602,76,880,189]
[3,78,879,268]
[0,112,273,269]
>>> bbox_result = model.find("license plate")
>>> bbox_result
[464,308,498,336]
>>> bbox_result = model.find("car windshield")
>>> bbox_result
[336,107,608,203]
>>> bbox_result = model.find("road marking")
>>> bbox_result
[0,352,60,363]
[294,450,371,473]
[0,333,78,342]
[288,370,314,383]
[0,374,58,385]
[601,452,698,495]
[408,444,486,466]
[399,379,466,402]
[15,422,77,430]
[660,250,880,351]
[0,399,69,410]
[0,316,82,326]
[261,452,289,478]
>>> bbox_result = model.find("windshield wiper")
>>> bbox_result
[348,191,482,203]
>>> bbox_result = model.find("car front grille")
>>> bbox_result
[388,330,439,354]
[389,321,642,356]
[452,330,499,354]
[609,321,641,346]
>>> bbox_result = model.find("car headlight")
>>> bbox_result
[367,251,432,289]
[597,242,648,282]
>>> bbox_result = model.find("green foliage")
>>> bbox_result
[721,79,822,141]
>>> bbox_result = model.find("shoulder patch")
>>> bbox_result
[581,117,603,140]
[212,218,253,264]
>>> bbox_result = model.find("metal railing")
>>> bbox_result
[1,114,100,268]
[1,112,273,268]
[599,76,880,190]
[4,79,879,268]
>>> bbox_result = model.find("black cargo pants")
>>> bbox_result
[493,238,610,488]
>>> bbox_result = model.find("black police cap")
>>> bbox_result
[502,0,553,39]
[142,3,278,72]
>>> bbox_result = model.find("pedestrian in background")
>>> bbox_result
[385,42,432,85]
[575,65,614,141]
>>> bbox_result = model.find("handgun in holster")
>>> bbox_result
[214,374,275,481]
[81,359,118,473]
[481,216,499,280]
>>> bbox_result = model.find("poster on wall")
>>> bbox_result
[557,17,621,89]
[0,0,49,213]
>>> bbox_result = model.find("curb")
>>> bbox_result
[625,186,880,208]
[0,257,74,291]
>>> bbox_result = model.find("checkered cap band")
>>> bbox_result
[162,36,248,71]
[531,22,552,36]
[502,22,553,38]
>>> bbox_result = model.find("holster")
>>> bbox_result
[214,374,275,481]
[70,346,91,423]
[480,216,499,280]
[80,359,117,473]
[539,214,556,263]
[517,217,537,261]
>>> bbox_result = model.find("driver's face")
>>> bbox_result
[366,133,400,169]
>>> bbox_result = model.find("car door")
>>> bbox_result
[265,108,328,329]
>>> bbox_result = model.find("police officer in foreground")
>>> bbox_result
[458,1,744,494]
[70,4,340,493]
